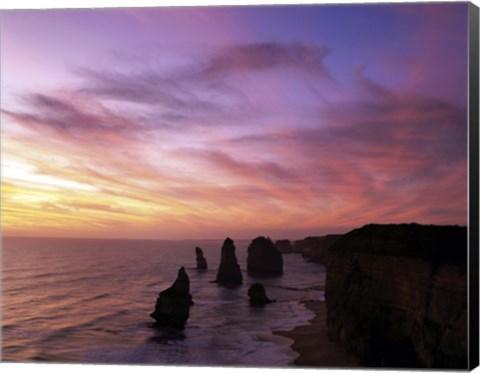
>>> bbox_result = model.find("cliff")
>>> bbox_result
[325,223,467,369]
[274,239,293,253]
[293,235,342,263]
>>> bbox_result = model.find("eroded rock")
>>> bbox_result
[325,223,467,369]
[150,267,193,329]
[215,237,242,285]
[248,283,275,305]
[247,236,283,276]
[195,246,208,270]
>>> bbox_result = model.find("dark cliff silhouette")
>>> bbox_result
[274,239,293,253]
[326,223,467,369]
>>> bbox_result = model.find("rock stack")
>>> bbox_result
[248,283,274,306]
[150,267,193,329]
[195,247,208,270]
[247,236,283,276]
[214,237,243,285]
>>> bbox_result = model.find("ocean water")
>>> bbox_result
[1,237,325,366]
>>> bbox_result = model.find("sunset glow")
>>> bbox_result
[1,3,469,239]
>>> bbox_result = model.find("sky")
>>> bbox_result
[0,2,470,240]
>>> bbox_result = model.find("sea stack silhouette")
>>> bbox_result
[248,283,275,306]
[214,237,243,285]
[150,267,193,329]
[195,247,208,270]
[247,236,283,276]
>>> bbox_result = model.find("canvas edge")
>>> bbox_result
[469,1,480,371]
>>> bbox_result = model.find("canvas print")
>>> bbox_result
[1,1,478,370]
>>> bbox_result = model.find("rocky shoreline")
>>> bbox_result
[273,223,468,369]
[149,223,468,369]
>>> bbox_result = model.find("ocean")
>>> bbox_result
[1,236,325,366]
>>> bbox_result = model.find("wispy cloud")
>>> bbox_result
[202,42,332,78]
[2,91,148,142]
[1,33,468,238]
[71,42,333,127]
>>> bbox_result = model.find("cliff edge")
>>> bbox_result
[325,223,467,369]
[292,235,342,263]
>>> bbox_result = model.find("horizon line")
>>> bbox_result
[1,222,468,243]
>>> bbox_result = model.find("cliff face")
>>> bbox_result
[325,224,467,369]
[274,239,293,253]
[293,235,342,263]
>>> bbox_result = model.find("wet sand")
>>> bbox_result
[274,300,360,367]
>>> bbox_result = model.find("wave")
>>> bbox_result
[145,280,165,288]
[39,309,130,344]
[5,273,108,294]
[85,293,111,302]
[16,314,58,325]
[3,238,326,365]
[2,267,89,284]
[191,299,233,306]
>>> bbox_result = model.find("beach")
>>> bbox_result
[274,299,360,368]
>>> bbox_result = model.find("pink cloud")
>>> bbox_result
[1,34,468,239]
